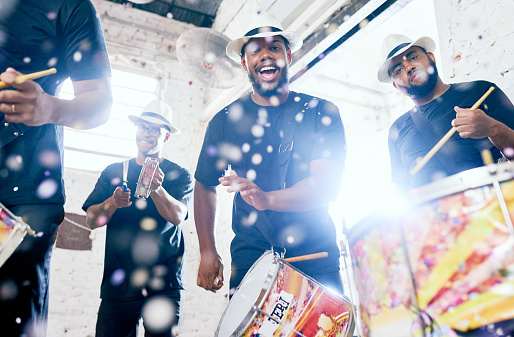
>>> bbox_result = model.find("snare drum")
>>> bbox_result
[0,202,36,268]
[348,162,514,336]
[216,251,355,337]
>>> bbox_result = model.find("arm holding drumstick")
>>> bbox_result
[0,68,57,89]
[0,67,112,129]
[411,86,495,175]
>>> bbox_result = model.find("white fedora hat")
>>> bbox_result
[377,34,436,83]
[226,11,303,63]
[128,100,180,135]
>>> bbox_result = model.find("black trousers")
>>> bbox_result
[0,203,64,337]
[95,289,184,337]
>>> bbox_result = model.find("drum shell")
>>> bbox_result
[348,162,514,336]
[216,251,355,337]
[0,203,30,268]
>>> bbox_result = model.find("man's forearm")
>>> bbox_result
[52,82,112,129]
[194,181,218,253]
[265,175,338,212]
[86,197,117,229]
[489,121,514,157]
[150,187,187,225]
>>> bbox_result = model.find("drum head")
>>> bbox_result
[216,251,279,337]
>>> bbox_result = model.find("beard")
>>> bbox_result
[248,66,289,97]
[399,58,439,99]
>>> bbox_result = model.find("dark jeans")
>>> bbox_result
[0,203,64,337]
[95,289,184,337]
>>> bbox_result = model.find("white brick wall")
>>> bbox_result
[434,0,514,98]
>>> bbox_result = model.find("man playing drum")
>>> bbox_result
[379,34,514,190]
[0,0,112,335]
[83,101,193,337]
[194,11,347,296]
[379,34,514,335]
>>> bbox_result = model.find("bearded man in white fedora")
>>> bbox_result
[194,11,347,297]
[381,34,514,190]
[83,100,193,337]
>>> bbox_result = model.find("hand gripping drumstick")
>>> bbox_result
[410,86,495,175]
[0,68,57,90]
[283,252,328,263]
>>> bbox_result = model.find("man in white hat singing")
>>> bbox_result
[380,34,514,190]
[82,100,193,337]
[194,11,347,296]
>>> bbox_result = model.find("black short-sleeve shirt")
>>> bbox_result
[389,81,514,189]
[195,92,346,279]
[83,158,193,300]
[0,0,111,207]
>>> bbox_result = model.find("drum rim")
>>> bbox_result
[347,162,514,244]
[215,250,280,337]
[409,162,514,204]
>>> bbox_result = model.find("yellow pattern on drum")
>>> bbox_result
[417,219,496,308]
[416,181,514,331]
[437,284,514,331]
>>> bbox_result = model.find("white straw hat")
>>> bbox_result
[226,11,303,63]
[128,100,180,135]
[377,34,436,83]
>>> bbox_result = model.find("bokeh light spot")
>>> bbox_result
[36,179,58,199]
[141,296,176,333]
[140,217,157,231]
[251,153,262,165]
[110,269,125,286]
[135,198,148,210]
[246,169,256,181]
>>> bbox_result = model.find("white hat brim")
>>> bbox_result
[128,115,181,135]
[377,36,436,83]
[226,31,303,63]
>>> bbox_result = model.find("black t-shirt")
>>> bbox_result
[0,0,111,207]
[389,81,514,189]
[195,92,346,278]
[82,159,193,300]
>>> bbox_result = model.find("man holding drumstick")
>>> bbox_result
[0,0,112,335]
[379,34,514,190]
[194,11,347,296]
[379,34,514,336]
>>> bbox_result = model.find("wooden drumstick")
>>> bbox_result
[0,68,57,89]
[283,252,328,263]
[410,86,495,175]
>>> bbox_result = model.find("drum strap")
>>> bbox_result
[409,107,459,175]
[278,98,300,189]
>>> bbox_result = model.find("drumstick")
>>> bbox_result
[410,86,495,175]
[283,252,328,263]
[0,68,57,89]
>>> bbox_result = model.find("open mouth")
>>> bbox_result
[258,65,278,81]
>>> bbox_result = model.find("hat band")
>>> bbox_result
[141,111,171,125]
[386,42,411,59]
[244,26,282,37]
